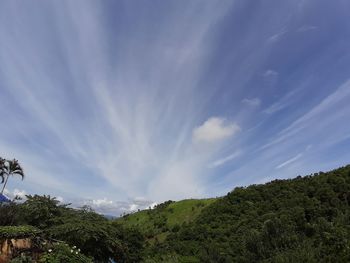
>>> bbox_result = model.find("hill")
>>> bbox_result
[120,165,350,262]
[118,198,216,244]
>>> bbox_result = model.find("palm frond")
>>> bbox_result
[8,159,25,179]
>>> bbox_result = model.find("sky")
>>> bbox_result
[1,0,350,216]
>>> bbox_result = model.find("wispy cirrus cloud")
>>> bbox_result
[0,1,240,204]
[1,0,350,214]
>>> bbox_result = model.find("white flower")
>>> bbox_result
[76,252,78,254]
[73,246,76,249]
[71,249,73,253]
[78,249,80,252]
[48,249,52,253]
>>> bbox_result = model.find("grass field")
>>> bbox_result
[117,198,217,243]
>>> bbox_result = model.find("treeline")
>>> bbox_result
[2,165,350,262]
[145,165,350,262]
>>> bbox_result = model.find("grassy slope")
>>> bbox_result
[118,198,217,242]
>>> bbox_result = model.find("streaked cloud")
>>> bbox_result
[263,89,300,115]
[297,25,318,32]
[268,29,287,42]
[275,153,303,169]
[242,98,261,107]
[210,151,241,168]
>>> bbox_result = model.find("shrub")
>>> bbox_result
[39,242,92,263]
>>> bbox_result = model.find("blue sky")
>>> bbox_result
[1,0,350,215]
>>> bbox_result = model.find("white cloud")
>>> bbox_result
[3,188,27,200]
[129,203,139,211]
[242,98,261,107]
[92,198,113,206]
[192,117,241,143]
[76,197,155,216]
[210,151,241,168]
[148,160,204,201]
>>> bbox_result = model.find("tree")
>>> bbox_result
[0,157,6,185]
[0,158,25,195]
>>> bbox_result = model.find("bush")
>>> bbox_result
[39,242,92,263]
[0,226,41,239]
[0,201,24,226]
[10,255,35,263]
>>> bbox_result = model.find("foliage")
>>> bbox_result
[119,198,216,245]
[144,165,350,262]
[46,207,125,262]
[10,255,35,263]
[0,195,144,262]
[0,225,41,239]
[39,242,93,263]
[111,222,145,262]
[0,200,25,226]
[21,195,67,229]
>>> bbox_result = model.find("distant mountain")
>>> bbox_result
[117,165,350,262]
[103,214,117,220]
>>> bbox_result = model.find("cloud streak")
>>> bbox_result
[210,151,241,168]
[275,153,303,169]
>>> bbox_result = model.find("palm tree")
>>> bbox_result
[0,159,24,195]
[0,158,6,185]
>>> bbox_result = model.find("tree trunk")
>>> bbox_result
[0,174,9,195]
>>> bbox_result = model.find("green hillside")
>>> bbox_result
[138,165,350,262]
[118,198,217,243]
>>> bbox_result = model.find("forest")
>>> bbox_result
[1,165,350,262]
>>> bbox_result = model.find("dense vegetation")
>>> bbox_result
[141,165,350,262]
[1,164,350,262]
[0,195,144,262]
[120,199,216,244]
